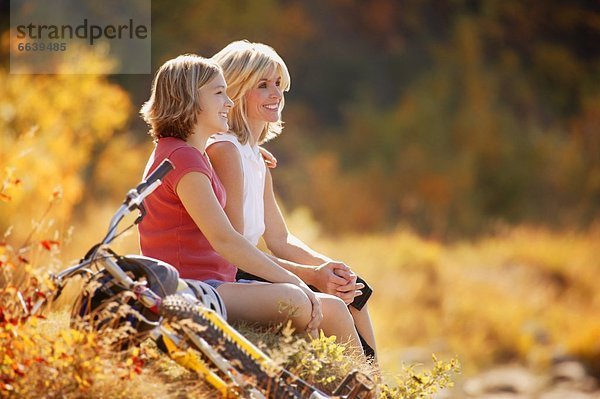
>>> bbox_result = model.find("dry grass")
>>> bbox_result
[297,220,600,379]
[1,223,458,399]
[5,196,597,397]
[0,311,175,399]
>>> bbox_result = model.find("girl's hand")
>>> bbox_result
[259,146,277,168]
[298,283,323,336]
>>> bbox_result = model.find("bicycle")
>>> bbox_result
[28,159,375,399]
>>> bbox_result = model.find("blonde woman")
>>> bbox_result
[138,54,363,354]
[206,40,377,359]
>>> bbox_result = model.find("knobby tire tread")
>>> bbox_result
[160,295,312,399]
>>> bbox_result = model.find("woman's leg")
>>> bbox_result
[315,293,363,356]
[349,305,377,360]
[216,282,313,332]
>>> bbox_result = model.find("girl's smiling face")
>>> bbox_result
[197,72,233,135]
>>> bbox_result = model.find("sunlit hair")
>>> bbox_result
[212,40,290,145]
[141,54,222,141]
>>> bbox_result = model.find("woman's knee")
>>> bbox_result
[321,294,353,321]
[320,293,346,309]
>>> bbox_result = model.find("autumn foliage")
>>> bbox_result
[0,57,144,239]
[0,1,598,396]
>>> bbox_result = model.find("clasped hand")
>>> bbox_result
[313,261,364,305]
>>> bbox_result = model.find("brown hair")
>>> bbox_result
[141,54,222,141]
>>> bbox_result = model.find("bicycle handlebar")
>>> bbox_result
[135,159,174,196]
[52,159,174,285]
[107,158,174,241]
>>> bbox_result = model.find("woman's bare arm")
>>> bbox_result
[262,168,329,265]
[262,168,362,302]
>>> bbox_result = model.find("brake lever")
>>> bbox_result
[134,203,147,225]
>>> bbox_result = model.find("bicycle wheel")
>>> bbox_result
[72,255,179,349]
[159,294,324,399]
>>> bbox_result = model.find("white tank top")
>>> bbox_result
[207,133,266,246]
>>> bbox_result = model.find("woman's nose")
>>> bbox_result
[270,85,282,99]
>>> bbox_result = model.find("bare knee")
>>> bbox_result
[320,294,356,334]
[321,294,351,316]
[272,283,312,328]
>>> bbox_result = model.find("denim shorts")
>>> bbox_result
[201,278,261,289]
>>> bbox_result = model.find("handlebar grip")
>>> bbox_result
[136,159,174,194]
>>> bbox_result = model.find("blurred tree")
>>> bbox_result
[1,0,597,237]
[266,0,599,236]
[0,50,144,238]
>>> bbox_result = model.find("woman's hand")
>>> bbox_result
[313,262,364,305]
[258,146,277,168]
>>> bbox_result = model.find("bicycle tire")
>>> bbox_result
[159,295,325,399]
[72,254,179,344]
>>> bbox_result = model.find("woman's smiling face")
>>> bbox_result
[244,67,283,126]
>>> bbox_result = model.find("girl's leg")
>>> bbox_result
[216,282,312,332]
[217,283,364,357]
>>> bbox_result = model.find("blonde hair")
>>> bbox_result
[141,54,222,141]
[212,40,291,145]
